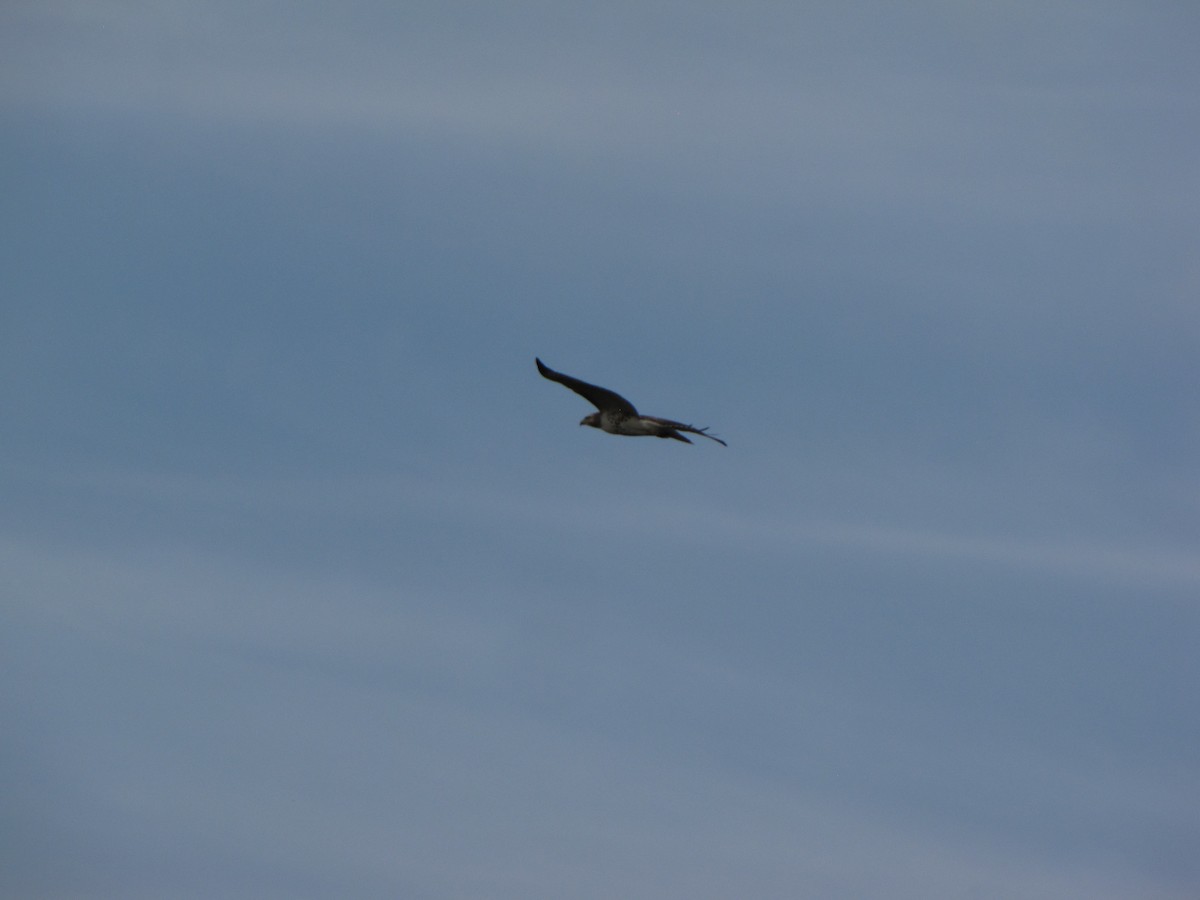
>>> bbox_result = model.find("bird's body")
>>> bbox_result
[536,358,726,446]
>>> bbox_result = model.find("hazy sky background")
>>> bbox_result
[3,2,1198,897]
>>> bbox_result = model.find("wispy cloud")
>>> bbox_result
[5,524,1193,899]
[5,1,1193,223]
[16,464,1199,590]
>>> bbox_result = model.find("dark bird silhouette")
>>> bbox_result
[536,358,726,446]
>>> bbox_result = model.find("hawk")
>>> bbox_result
[536,358,727,446]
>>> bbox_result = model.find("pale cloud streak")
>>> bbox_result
[5,0,1194,224]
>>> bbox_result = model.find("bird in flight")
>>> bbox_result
[536,358,727,446]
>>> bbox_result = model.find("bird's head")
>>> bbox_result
[580,413,601,429]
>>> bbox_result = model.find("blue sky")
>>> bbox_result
[3,2,1197,897]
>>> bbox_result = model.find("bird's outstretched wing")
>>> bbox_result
[535,358,639,416]
[641,416,728,446]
